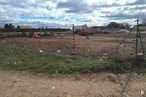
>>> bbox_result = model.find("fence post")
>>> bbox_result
[72,24,75,54]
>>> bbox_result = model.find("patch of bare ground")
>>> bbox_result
[0,71,146,97]
[0,34,138,58]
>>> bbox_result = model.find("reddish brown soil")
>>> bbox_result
[0,34,136,58]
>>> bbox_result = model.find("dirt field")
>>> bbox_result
[0,70,146,97]
[1,33,144,59]
[0,33,146,97]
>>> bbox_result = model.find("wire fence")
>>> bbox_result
[0,29,146,97]
[0,31,146,60]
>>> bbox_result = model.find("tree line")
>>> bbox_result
[4,24,20,29]
[4,22,131,29]
[106,22,130,29]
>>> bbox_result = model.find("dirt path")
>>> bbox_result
[0,70,146,97]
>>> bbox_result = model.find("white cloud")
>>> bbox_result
[0,0,146,27]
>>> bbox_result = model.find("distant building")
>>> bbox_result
[19,26,32,29]
[91,26,105,32]
[74,25,87,31]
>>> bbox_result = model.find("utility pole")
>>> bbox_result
[72,24,75,54]
[135,20,145,62]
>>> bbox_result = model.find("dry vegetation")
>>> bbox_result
[1,33,144,59]
[0,32,146,97]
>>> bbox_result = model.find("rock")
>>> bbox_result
[51,86,55,90]
[57,50,61,53]
[121,45,124,47]
[140,90,145,96]
[39,49,43,53]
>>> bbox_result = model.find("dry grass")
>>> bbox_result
[0,33,141,58]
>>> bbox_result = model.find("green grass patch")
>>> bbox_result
[0,45,145,74]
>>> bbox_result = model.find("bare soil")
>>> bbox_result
[0,70,146,97]
[0,33,146,97]
[0,34,140,58]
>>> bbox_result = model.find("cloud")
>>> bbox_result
[92,0,146,8]
[57,0,94,14]
[128,0,146,5]
[101,5,146,20]
[0,0,146,27]
[104,13,146,20]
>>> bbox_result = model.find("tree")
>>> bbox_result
[107,22,130,29]
[4,24,9,29]
[107,22,120,29]
[17,25,20,29]
[4,23,15,29]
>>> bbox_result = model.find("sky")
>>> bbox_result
[0,0,146,28]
